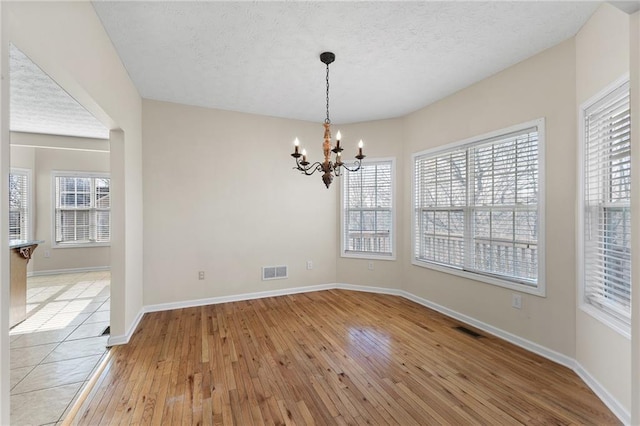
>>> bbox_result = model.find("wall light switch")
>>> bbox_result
[368,261,374,271]
[198,271,205,280]
[44,250,51,258]
[306,261,313,270]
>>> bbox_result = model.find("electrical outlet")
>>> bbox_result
[44,250,51,258]
[512,294,522,309]
[306,260,313,270]
[198,271,205,280]
[368,261,374,271]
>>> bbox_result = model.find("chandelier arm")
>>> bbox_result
[294,156,308,170]
[338,160,363,173]
[295,161,324,176]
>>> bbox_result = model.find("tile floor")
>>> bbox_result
[9,271,110,426]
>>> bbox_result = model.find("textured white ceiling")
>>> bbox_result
[9,44,109,140]
[92,1,601,124]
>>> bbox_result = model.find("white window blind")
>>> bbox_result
[415,149,467,268]
[414,121,542,288]
[54,174,110,245]
[9,170,30,241]
[583,81,631,324]
[343,159,394,257]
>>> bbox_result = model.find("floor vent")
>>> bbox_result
[454,325,483,338]
[102,326,111,336]
[262,265,288,281]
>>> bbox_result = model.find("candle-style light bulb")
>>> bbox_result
[336,131,342,141]
[302,149,307,163]
[357,140,364,158]
[336,152,342,165]
[294,138,300,155]
[358,140,364,149]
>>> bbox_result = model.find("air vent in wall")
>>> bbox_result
[262,265,288,281]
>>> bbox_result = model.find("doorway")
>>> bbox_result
[7,44,112,425]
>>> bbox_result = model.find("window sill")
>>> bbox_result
[579,303,630,339]
[52,242,110,249]
[341,252,396,261]
[411,259,545,297]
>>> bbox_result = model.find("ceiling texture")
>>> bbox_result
[10,44,109,139]
[91,1,600,125]
[12,1,639,139]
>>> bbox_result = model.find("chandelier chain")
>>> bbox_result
[325,63,330,124]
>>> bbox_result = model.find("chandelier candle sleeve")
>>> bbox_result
[289,51,365,188]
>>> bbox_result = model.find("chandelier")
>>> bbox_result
[290,52,365,188]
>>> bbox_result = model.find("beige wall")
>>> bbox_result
[10,142,110,273]
[142,100,337,305]
[403,39,577,357]
[575,3,631,414]
[336,118,405,288]
[10,135,112,275]
[9,143,34,170]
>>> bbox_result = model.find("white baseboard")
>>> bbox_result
[108,281,626,424]
[335,283,574,365]
[108,283,336,346]
[143,283,336,313]
[574,362,631,425]
[28,266,110,277]
[337,283,404,297]
[107,308,144,346]
[399,290,575,369]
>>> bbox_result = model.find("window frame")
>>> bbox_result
[51,171,111,248]
[9,168,33,242]
[411,118,546,297]
[341,157,396,261]
[577,75,631,338]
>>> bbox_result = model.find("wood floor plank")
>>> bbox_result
[68,290,621,425]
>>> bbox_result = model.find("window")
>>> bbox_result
[53,173,110,246]
[580,79,630,331]
[342,159,394,259]
[9,169,31,241]
[413,119,544,294]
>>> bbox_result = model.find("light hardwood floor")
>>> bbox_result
[68,290,619,425]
